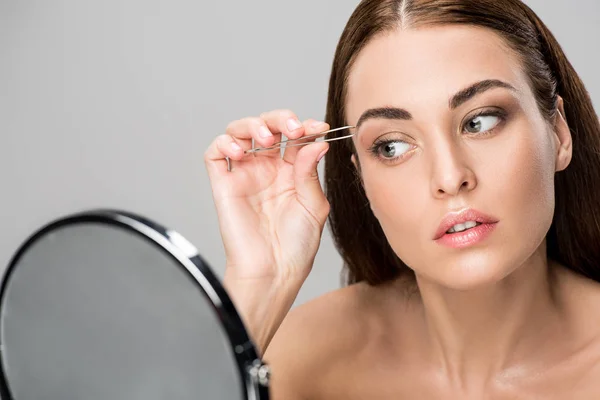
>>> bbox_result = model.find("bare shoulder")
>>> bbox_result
[263,282,376,399]
[263,277,418,399]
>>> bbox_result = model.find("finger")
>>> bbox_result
[283,119,330,164]
[259,109,305,141]
[294,141,331,225]
[226,117,278,149]
[204,134,249,174]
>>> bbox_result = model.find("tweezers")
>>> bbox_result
[245,125,355,154]
[226,125,355,171]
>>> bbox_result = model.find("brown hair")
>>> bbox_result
[323,0,600,286]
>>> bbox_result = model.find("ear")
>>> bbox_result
[553,96,572,172]
[350,153,363,177]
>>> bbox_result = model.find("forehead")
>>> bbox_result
[346,25,527,121]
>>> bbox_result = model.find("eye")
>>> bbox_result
[463,114,502,134]
[371,140,413,160]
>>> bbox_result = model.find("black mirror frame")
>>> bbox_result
[0,209,270,400]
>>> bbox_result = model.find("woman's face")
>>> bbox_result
[345,25,571,289]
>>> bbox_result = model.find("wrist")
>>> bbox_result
[223,271,304,356]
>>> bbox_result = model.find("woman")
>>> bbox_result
[205,0,600,398]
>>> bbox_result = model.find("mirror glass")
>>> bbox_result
[0,222,245,399]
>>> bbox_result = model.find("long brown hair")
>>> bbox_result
[324,0,600,286]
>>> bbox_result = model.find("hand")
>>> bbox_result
[204,109,331,351]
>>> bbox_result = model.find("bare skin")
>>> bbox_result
[205,25,600,399]
[267,264,600,399]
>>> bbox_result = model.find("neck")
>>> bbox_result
[414,246,566,390]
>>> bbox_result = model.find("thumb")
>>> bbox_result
[293,142,330,222]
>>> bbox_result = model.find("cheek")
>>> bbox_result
[360,161,428,248]
[490,126,557,242]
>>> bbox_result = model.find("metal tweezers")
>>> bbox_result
[226,125,355,171]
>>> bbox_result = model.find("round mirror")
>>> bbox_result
[0,210,269,400]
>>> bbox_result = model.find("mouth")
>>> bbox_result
[434,209,499,242]
[445,221,482,234]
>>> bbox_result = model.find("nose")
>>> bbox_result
[429,140,477,198]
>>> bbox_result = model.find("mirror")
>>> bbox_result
[0,210,269,400]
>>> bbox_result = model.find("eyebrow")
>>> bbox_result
[354,79,517,130]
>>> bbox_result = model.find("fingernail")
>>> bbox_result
[286,118,302,132]
[259,126,272,138]
[231,142,242,152]
[311,120,327,128]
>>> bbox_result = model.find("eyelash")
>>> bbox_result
[367,109,508,163]
[465,108,507,137]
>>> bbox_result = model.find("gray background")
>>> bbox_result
[1,0,599,307]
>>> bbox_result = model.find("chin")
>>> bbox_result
[415,252,517,291]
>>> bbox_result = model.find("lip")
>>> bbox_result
[433,208,499,241]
